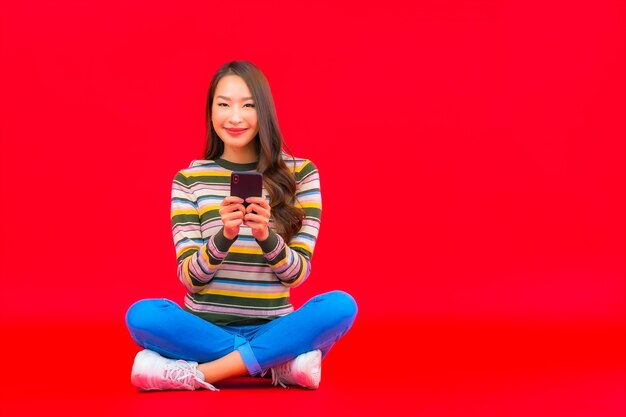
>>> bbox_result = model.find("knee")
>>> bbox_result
[322,290,358,322]
[125,298,173,332]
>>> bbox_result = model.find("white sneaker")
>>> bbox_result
[131,349,218,391]
[270,350,322,389]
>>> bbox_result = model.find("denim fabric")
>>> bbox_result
[126,291,357,375]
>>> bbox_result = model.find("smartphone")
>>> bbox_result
[230,171,263,208]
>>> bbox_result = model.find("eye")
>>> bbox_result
[217,103,228,107]
[245,103,255,108]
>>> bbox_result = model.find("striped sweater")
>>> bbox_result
[170,155,322,325]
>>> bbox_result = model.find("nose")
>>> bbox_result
[229,107,243,124]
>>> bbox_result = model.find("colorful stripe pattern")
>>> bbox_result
[170,156,322,325]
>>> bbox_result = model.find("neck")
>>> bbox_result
[220,146,258,164]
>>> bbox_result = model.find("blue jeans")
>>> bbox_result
[125,290,358,376]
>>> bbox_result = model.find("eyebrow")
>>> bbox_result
[216,95,254,101]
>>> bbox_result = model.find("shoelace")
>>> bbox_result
[164,360,219,391]
[270,362,292,388]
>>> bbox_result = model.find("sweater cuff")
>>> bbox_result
[213,227,238,252]
[256,229,281,255]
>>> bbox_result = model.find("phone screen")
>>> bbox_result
[230,171,263,208]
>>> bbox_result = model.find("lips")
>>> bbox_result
[225,128,247,133]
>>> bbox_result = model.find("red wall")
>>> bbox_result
[1,0,624,323]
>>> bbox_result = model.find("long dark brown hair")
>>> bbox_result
[204,60,304,243]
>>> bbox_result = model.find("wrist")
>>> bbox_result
[256,228,280,254]
[224,230,237,240]
[215,227,238,251]
[255,228,270,242]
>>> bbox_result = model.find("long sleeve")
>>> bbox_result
[256,160,322,288]
[170,171,236,293]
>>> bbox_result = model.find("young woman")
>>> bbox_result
[125,60,358,391]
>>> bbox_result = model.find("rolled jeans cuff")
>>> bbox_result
[234,335,262,376]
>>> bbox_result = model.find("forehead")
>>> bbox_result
[214,75,252,99]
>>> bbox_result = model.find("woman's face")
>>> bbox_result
[211,75,259,155]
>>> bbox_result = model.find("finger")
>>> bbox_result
[246,196,270,208]
[222,196,244,206]
[219,206,236,216]
[234,203,247,214]
[222,210,244,222]
[220,203,246,216]
[246,203,270,218]
[244,213,269,226]
[224,219,243,228]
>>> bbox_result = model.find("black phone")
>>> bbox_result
[230,171,263,208]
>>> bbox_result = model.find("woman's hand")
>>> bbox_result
[219,196,246,240]
[244,196,271,241]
